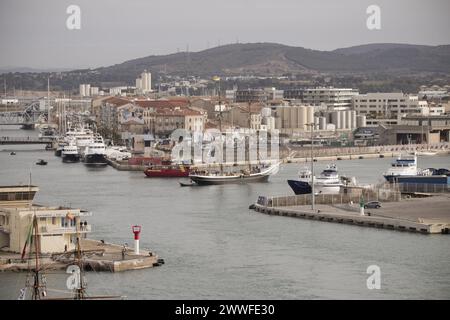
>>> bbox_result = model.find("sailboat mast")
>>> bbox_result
[31,215,41,300]
[74,222,86,299]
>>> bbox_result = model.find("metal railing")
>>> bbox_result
[257,188,401,208]
[39,225,91,234]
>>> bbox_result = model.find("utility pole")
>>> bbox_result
[47,77,50,126]
[306,123,316,211]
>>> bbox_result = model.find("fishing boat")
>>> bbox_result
[189,162,280,185]
[287,167,313,195]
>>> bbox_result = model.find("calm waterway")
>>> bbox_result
[0,127,449,299]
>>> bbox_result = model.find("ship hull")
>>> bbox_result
[83,154,108,166]
[287,180,312,195]
[190,174,270,185]
[144,168,190,178]
[62,154,80,163]
[54,149,63,157]
[385,174,449,185]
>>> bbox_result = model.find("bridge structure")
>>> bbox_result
[0,101,48,127]
[0,136,56,145]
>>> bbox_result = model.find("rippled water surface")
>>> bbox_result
[1,127,449,299]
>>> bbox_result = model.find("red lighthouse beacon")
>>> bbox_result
[132,225,141,255]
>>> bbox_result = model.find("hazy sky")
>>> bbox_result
[1,0,449,69]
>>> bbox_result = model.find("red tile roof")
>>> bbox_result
[134,99,189,109]
[103,96,131,106]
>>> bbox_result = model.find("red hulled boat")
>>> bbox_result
[144,163,190,177]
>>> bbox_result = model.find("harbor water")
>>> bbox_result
[0,127,449,299]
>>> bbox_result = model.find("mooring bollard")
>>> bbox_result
[132,225,141,255]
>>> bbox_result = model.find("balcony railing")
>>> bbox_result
[39,224,91,234]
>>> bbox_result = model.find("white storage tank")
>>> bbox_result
[331,111,340,129]
[319,117,327,130]
[356,115,367,128]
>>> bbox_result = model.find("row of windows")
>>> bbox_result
[0,192,35,201]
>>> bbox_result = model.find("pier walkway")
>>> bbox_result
[253,195,450,234]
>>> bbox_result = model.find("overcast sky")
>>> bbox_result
[1,0,449,69]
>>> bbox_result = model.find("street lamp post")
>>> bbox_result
[306,123,315,211]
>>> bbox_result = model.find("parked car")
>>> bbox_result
[364,201,381,209]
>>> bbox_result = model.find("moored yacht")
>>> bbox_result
[288,164,344,195]
[61,143,80,163]
[82,135,108,166]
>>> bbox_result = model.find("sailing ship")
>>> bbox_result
[189,162,280,185]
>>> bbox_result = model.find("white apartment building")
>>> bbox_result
[136,71,152,94]
[302,87,359,110]
[79,84,91,97]
[352,93,431,118]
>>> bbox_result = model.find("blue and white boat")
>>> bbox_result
[383,153,418,182]
[288,164,344,195]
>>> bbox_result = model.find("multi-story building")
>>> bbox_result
[144,107,204,137]
[235,89,268,103]
[79,84,91,97]
[302,87,359,110]
[136,70,152,94]
[352,93,431,118]
[283,89,304,101]
[0,186,92,254]
[230,88,284,103]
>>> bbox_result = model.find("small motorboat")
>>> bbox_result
[36,159,48,166]
[10,152,16,155]
[179,180,197,187]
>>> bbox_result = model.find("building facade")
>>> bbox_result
[302,87,359,110]
[0,186,91,254]
[352,93,430,118]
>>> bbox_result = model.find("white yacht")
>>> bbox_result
[383,153,418,182]
[314,164,344,194]
[82,135,108,166]
[61,142,80,163]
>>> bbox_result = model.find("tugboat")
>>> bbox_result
[36,159,48,166]
[144,161,190,178]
